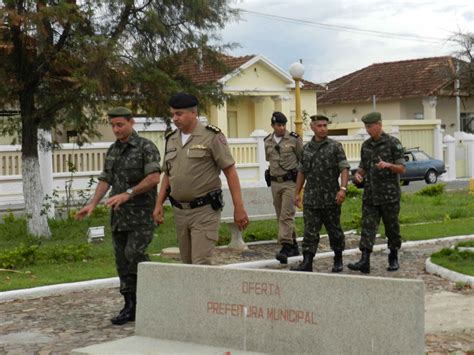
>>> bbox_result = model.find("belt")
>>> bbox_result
[270,171,295,183]
[169,195,211,210]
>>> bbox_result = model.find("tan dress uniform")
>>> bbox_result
[264,130,304,245]
[164,122,235,264]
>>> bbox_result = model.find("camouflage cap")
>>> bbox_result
[271,111,287,124]
[310,114,330,122]
[107,106,133,118]
[168,92,199,109]
[361,112,382,123]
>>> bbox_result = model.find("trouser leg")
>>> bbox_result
[359,203,381,252]
[301,206,323,255]
[112,229,154,294]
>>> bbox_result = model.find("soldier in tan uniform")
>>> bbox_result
[153,93,248,264]
[264,112,303,264]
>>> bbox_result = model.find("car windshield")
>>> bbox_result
[412,151,431,161]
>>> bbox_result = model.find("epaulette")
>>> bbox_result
[290,131,300,138]
[165,129,177,140]
[206,124,221,133]
[263,133,272,141]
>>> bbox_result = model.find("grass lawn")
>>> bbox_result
[430,248,474,276]
[1,189,473,291]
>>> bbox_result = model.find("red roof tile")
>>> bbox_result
[301,79,326,91]
[178,53,255,86]
[318,56,459,105]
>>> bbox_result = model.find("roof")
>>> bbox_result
[178,52,322,90]
[318,56,459,105]
[177,53,256,86]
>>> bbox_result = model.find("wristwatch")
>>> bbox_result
[340,186,347,191]
[126,188,134,196]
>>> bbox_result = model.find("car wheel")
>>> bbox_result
[425,169,437,184]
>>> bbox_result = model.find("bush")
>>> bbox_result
[346,183,362,198]
[415,183,446,197]
[0,244,39,269]
[0,243,92,269]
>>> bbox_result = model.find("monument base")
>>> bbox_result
[72,335,264,355]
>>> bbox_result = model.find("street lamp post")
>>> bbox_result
[289,62,305,137]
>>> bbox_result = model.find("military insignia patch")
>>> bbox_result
[206,124,221,133]
[218,134,228,145]
[290,131,300,138]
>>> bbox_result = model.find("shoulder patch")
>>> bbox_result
[165,129,177,140]
[206,124,221,133]
[264,133,272,141]
[290,131,300,138]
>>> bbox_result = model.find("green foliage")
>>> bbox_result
[0,243,91,269]
[457,240,474,248]
[346,183,362,198]
[348,213,362,233]
[415,183,446,196]
[0,244,39,269]
[2,210,17,224]
[38,244,91,264]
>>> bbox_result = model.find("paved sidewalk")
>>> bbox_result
[0,238,473,354]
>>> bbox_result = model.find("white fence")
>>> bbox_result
[1,128,472,210]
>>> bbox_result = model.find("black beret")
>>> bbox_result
[271,111,287,124]
[361,112,382,123]
[310,114,330,122]
[107,107,133,118]
[168,92,199,109]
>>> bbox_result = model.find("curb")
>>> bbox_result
[0,277,118,303]
[425,258,474,285]
[1,234,474,303]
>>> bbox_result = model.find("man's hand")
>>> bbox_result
[152,204,165,225]
[294,194,302,208]
[376,159,392,170]
[234,205,249,231]
[106,193,130,210]
[354,171,364,184]
[335,189,346,205]
[75,204,95,220]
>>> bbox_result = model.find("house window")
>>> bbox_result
[413,112,424,120]
[460,113,474,134]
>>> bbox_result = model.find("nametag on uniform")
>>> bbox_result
[190,144,207,149]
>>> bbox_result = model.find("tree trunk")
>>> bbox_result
[22,156,51,238]
[21,92,52,239]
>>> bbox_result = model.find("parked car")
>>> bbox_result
[351,148,446,186]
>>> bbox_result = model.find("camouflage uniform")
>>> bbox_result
[98,131,161,294]
[359,132,405,252]
[264,130,303,245]
[299,137,350,254]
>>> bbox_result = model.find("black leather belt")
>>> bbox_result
[169,195,211,210]
[270,171,295,183]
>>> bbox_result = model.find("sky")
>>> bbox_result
[221,0,474,83]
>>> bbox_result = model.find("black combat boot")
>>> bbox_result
[275,243,294,264]
[290,251,315,272]
[387,249,399,271]
[111,292,136,325]
[347,249,371,274]
[289,239,300,257]
[331,251,343,273]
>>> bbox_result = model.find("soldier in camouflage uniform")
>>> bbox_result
[348,112,406,274]
[291,115,350,272]
[153,93,248,265]
[264,112,303,264]
[76,107,161,325]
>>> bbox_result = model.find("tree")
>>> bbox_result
[451,31,473,93]
[0,0,238,238]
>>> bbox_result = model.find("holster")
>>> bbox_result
[264,169,271,187]
[208,189,224,211]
